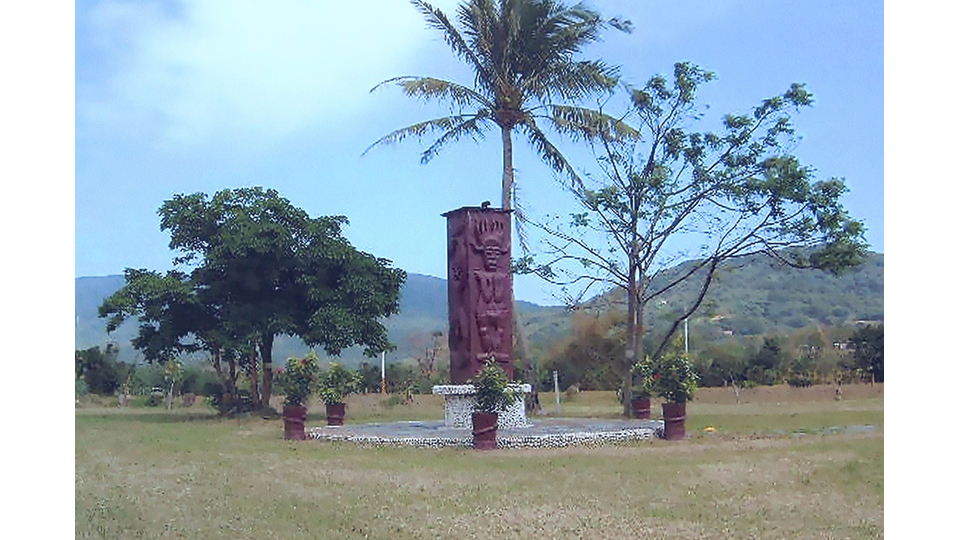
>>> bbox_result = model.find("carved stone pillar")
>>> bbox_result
[443,206,513,383]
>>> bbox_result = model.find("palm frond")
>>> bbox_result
[549,104,639,142]
[373,76,493,111]
[512,180,533,257]
[363,115,483,156]
[412,0,494,90]
[458,0,508,97]
[531,59,619,101]
[517,115,583,190]
[420,110,493,163]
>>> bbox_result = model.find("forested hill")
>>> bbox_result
[583,251,883,343]
[75,251,882,366]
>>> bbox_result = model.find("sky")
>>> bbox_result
[74,0,884,306]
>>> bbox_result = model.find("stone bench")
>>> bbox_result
[432,384,532,429]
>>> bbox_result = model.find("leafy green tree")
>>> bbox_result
[850,324,883,383]
[384,361,419,395]
[75,346,122,396]
[356,361,382,394]
[99,268,247,412]
[747,336,788,384]
[753,337,785,371]
[542,310,624,391]
[519,63,867,414]
[101,188,406,412]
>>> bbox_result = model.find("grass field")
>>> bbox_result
[76,384,883,539]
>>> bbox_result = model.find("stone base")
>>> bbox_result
[432,384,532,429]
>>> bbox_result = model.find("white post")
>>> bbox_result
[380,351,386,394]
[684,318,689,354]
[553,370,560,414]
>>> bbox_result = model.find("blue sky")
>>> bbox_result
[74,0,884,306]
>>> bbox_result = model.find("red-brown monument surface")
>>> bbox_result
[443,205,514,384]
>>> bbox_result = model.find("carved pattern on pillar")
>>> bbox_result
[443,206,513,383]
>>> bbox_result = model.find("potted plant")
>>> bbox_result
[650,353,698,440]
[317,362,362,426]
[280,353,320,440]
[629,357,655,419]
[469,359,518,450]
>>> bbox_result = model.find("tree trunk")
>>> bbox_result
[500,124,539,409]
[166,381,175,410]
[622,262,640,416]
[248,347,261,410]
[259,333,275,412]
[501,125,514,211]
[226,353,238,413]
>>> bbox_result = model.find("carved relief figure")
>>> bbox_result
[469,215,512,370]
[476,309,510,364]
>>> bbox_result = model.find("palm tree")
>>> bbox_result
[369,0,633,405]
[368,0,633,211]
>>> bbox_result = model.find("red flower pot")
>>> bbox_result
[472,411,498,450]
[661,402,687,440]
[326,402,345,426]
[630,397,651,419]
[283,405,308,440]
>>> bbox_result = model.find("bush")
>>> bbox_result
[200,380,224,399]
[649,354,698,403]
[181,367,221,396]
[786,375,813,388]
[207,388,255,413]
[317,362,362,405]
[630,357,655,398]
[281,353,321,407]
[75,378,89,397]
[470,359,518,413]
[76,346,122,395]
[129,394,163,408]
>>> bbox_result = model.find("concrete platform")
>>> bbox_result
[309,418,664,449]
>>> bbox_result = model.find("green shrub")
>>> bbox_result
[649,354,698,403]
[181,367,221,396]
[317,362,362,405]
[470,359,518,413]
[206,387,255,413]
[281,353,321,407]
[630,357,655,398]
[128,395,163,408]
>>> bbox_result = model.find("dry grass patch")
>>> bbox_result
[77,389,882,539]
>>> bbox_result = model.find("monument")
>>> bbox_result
[433,204,530,428]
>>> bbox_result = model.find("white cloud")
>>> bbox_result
[78,0,462,148]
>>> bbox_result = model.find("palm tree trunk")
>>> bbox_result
[500,123,538,408]
[501,125,514,210]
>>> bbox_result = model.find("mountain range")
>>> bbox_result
[75,251,882,366]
